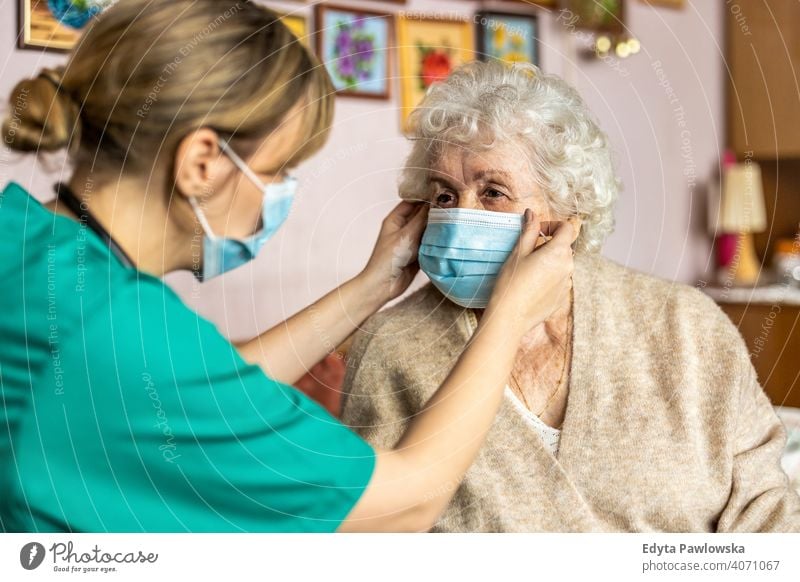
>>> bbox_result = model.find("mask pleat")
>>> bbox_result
[418,208,523,308]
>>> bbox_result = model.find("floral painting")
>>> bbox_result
[417,44,452,91]
[397,15,474,129]
[19,0,113,51]
[315,5,393,99]
[476,11,539,65]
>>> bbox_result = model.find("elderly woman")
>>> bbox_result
[341,61,800,532]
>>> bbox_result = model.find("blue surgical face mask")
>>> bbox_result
[189,138,297,280]
[419,207,523,308]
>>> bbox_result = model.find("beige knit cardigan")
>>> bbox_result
[340,252,800,532]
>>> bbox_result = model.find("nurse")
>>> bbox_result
[0,0,573,532]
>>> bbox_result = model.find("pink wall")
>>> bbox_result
[0,0,723,341]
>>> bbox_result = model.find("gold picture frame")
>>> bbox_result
[639,0,686,9]
[18,0,87,52]
[397,15,474,131]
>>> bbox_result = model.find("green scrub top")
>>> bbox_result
[0,182,375,532]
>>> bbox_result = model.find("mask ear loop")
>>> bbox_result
[188,197,218,241]
[184,137,250,242]
[218,137,267,191]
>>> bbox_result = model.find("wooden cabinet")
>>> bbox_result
[726,1,800,158]
[708,3,800,408]
[717,300,800,408]
[751,159,800,264]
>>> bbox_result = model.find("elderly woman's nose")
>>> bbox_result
[457,197,485,210]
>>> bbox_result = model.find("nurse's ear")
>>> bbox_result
[173,128,225,201]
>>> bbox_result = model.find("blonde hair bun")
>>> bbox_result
[2,0,333,171]
[2,66,80,153]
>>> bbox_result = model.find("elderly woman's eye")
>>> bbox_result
[484,188,507,200]
[435,192,456,207]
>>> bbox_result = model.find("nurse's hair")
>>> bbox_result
[399,61,621,254]
[2,0,331,170]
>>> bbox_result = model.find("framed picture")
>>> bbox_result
[18,0,105,51]
[505,0,557,6]
[476,11,539,66]
[561,0,625,33]
[315,4,393,99]
[397,15,474,129]
[639,0,685,8]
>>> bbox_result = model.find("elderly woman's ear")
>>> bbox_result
[536,215,582,248]
[568,215,582,244]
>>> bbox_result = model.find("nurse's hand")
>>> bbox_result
[240,201,426,386]
[358,201,428,305]
[486,210,577,339]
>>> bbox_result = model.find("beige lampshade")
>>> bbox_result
[718,162,766,233]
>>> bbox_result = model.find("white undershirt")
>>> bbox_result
[506,386,562,457]
[465,311,562,456]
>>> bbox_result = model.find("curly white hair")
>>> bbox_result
[399,60,621,253]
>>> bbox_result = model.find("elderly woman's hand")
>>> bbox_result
[485,209,576,339]
[359,201,428,305]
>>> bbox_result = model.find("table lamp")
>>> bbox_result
[718,162,767,286]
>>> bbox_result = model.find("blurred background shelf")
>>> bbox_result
[703,285,800,408]
[703,284,800,307]
[718,1,800,410]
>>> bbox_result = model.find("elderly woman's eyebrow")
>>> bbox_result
[428,176,458,188]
